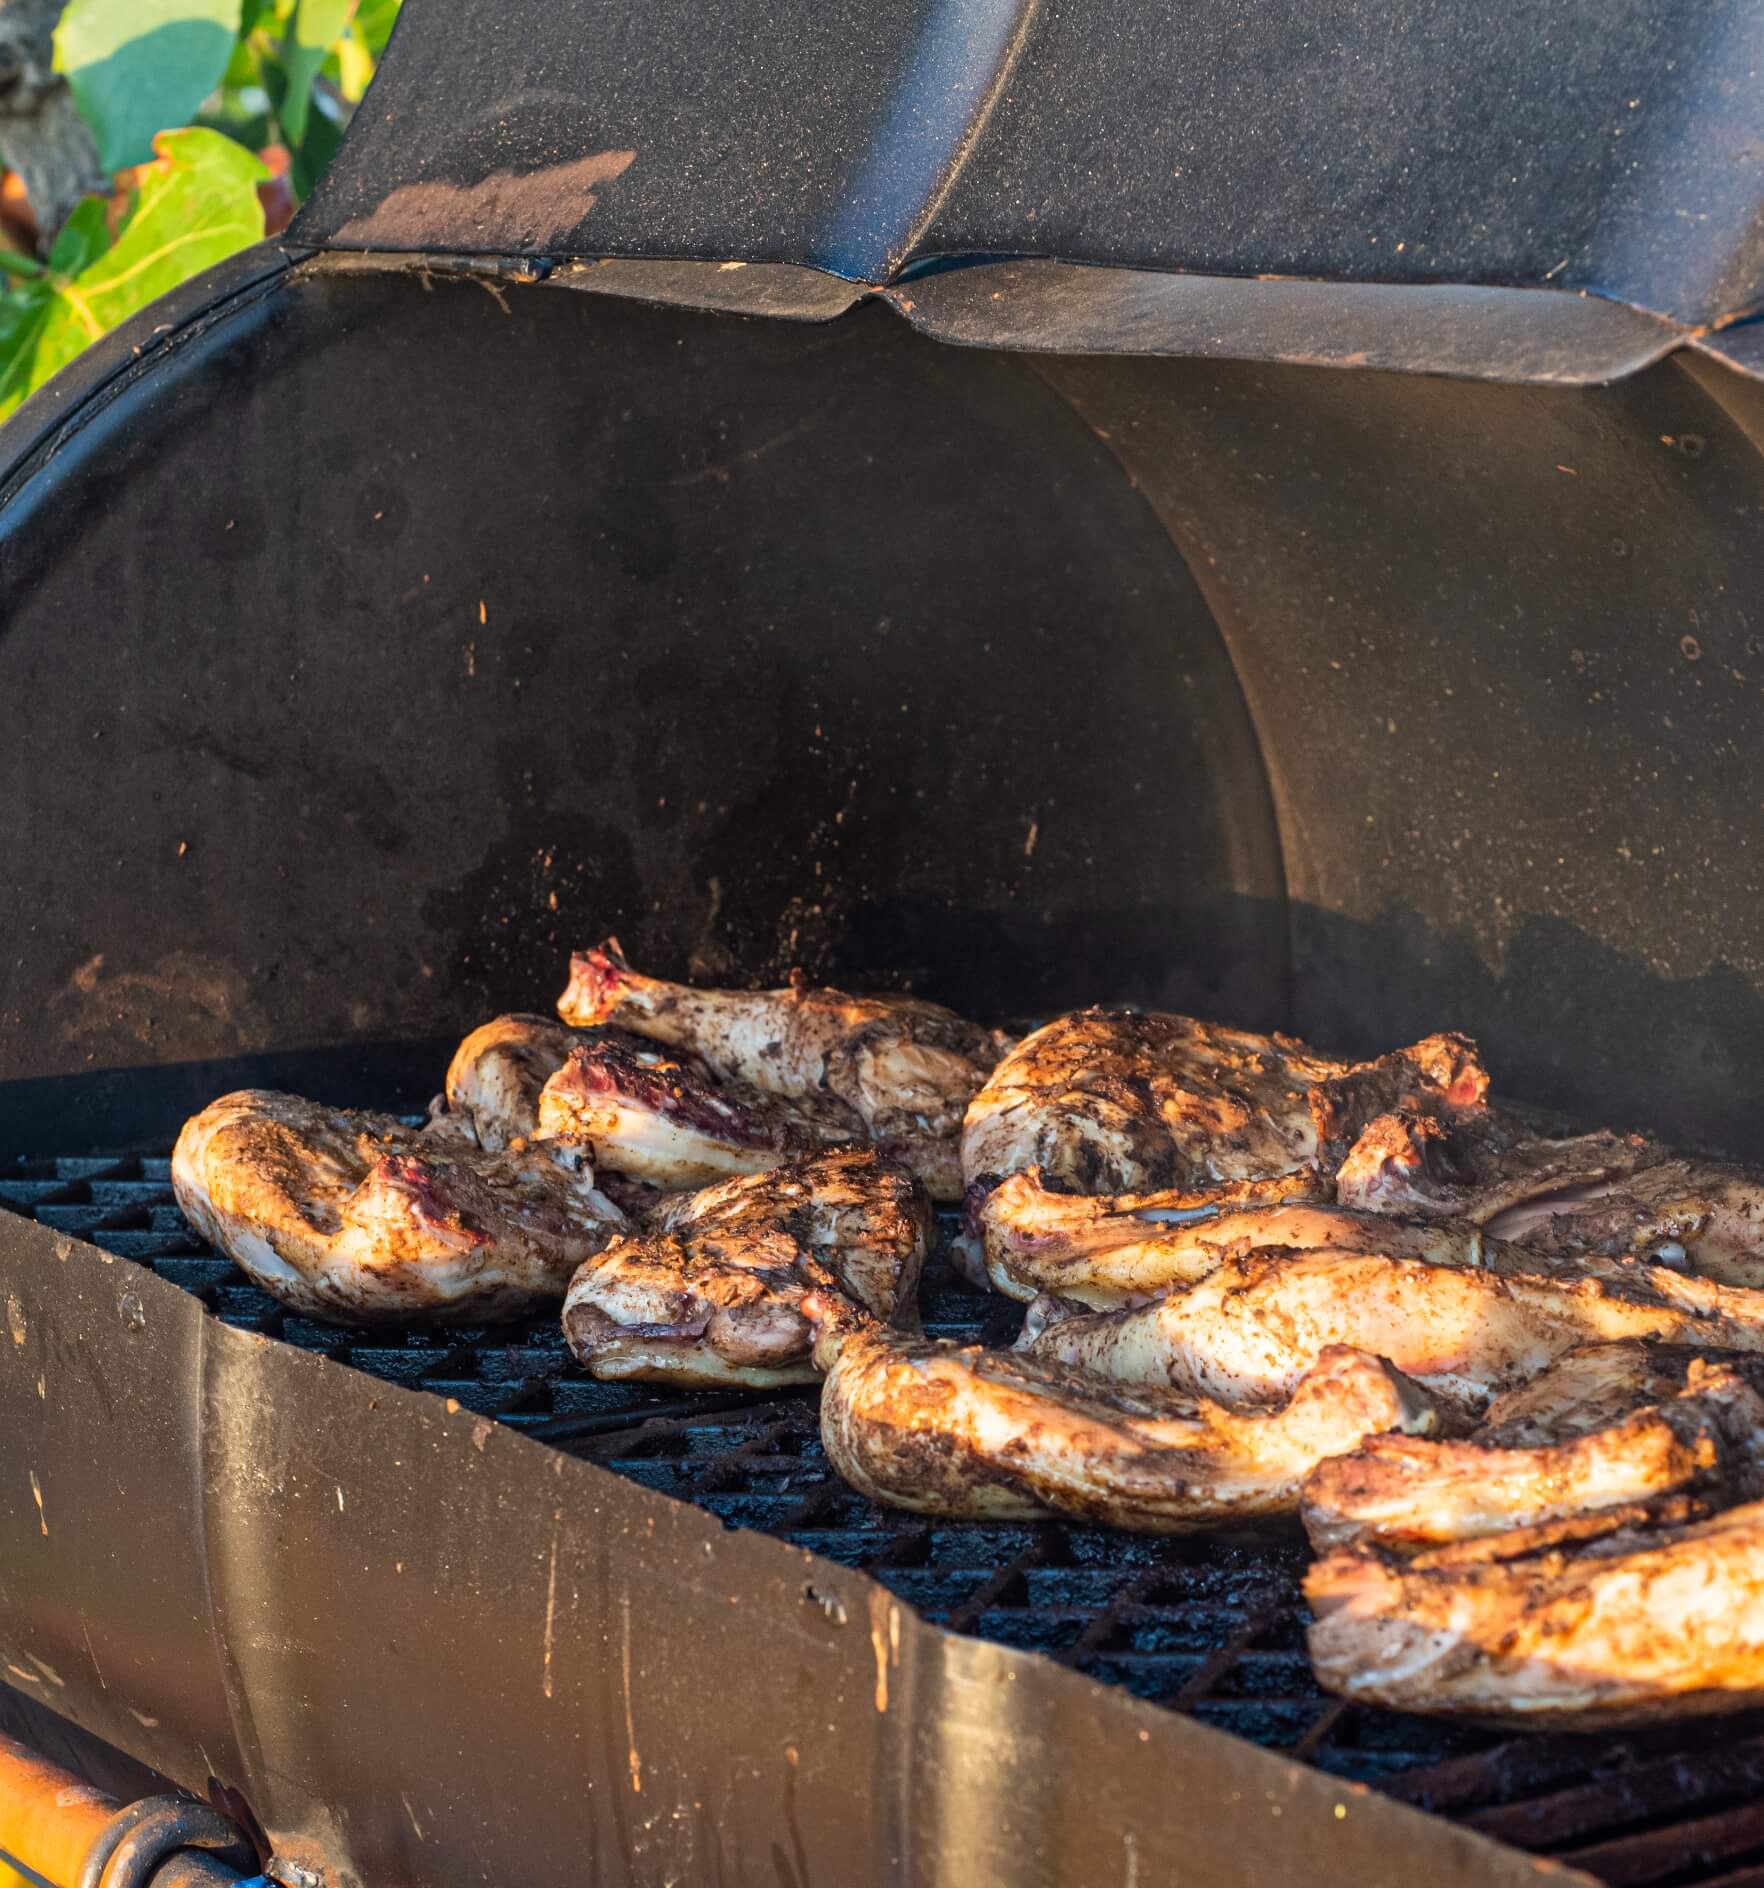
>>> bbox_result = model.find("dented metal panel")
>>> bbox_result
[291,0,1764,380]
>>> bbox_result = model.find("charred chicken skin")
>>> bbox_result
[959,1010,1487,1204]
[536,1031,861,1190]
[1017,1247,1764,1422]
[1302,1348,1764,1554]
[806,1292,1436,1531]
[1306,1495,1764,1727]
[558,941,1006,1200]
[173,1090,624,1324]
[978,1170,1518,1308]
[561,1148,929,1386]
[1337,1108,1764,1287]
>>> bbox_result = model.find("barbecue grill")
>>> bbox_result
[4,1,1764,1882]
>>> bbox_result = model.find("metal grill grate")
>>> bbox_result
[8,1147,1764,1886]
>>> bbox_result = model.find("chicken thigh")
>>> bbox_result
[807,1293,1436,1531]
[559,941,1006,1199]
[561,1148,928,1385]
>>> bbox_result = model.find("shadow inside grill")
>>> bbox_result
[12,1150,1764,1887]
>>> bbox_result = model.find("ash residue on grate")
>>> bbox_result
[13,1151,1764,1884]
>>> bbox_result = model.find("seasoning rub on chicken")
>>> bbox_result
[1307,1496,1764,1726]
[959,1010,1488,1203]
[1018,1246,1764,1421]
[978,1170,1507,1308]
[806,1294,1436,1531]
[172,1090,624,1323]
[562,1148,929,1385]
[559,941,1007,1199]
[1337,1106,1764,1287]
[1302,1346,1764,1554]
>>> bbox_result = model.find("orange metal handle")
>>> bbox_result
[0,1730,121,1887]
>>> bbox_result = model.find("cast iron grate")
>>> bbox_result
[8,1148,1764,1886]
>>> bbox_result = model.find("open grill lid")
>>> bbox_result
[292,0,1764,382]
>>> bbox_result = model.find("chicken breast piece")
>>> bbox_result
[1337,1108,1764,1286]
[558,941,1007,1200]
[1018,1247,1764,1421]
[807,1294,1437,1530]
[1302,1349,1764,1554]
[1306,1496,1764,1726]
[173,1090,625,1324]
[980,1170,1504,1308]
[536,1031,861,1190]
[959,1010,1487,1204]
[561,1148,929,1385]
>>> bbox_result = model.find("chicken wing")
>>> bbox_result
[1306,1496,1764,1726]
[959,1011,1486,1203]
[559,941,1006,1199]
[173,1090,625,1323]
[979,1169,1501,1307]
[1302,1348,1764,1553]
[807,1293,1436,1530]
[561,1148,928,1385]
[1337,1108,1764,1286]
[536,1031,861,1190]
[1018,1247,1764,1420]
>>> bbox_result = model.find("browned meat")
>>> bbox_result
[537,1031,861,1190]
[807,1293,1436,1531]
[1302,1348,1764,1553]
[441,1012,583,1149]
[1337,1108,1764,1286]
[558,941,1006,1199]
[1306,1496,1764,1726]
[978,1168,1501,1308]
[1018,1246,1764,1422]
[173,1090,624,1324]
[561,1148,928,1385]
[959,1011,1488,1205]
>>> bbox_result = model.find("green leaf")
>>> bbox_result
[55,0,245,172]
[277,0,353,147]
[46,198,112,277]
[0,129,267,423]
[351,0,401,58]
[0,251,44,281]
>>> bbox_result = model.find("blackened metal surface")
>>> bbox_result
[1027,347,1764,1163]
[292,0,1764,375]
[0,262,1284,1115]
[0,1197,1576,1888]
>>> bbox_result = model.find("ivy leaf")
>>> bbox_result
[0,129,267,423]
[278,0,354,147]
[55,0,245,172]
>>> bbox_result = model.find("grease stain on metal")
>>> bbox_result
[541,1509,561,1699]
[334,150,637,248]
[28,1469,45,1535]
[6,1295,24,1345]
[621,1592,642,1793]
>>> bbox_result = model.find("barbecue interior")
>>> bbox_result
[7,263,1764,1882]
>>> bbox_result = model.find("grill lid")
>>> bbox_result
[292,0,1764,382]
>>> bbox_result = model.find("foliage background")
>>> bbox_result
[0,0,400,421]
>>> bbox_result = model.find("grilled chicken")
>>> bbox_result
[959,1010,1487,1203]
[1306,1496,1764,1726]
[1338,1108,1764,1286]
[1018,1247,1764,1421]
[441,1012,582,1149]
[537,1031,860,1190]
[807,1292,1436,1530]
[561,1148,929,1385]
[173,1090,624,1323]
[979,1170,1508,1308]
[558,941,1006,1199]
[1302,1348,1764,1554]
